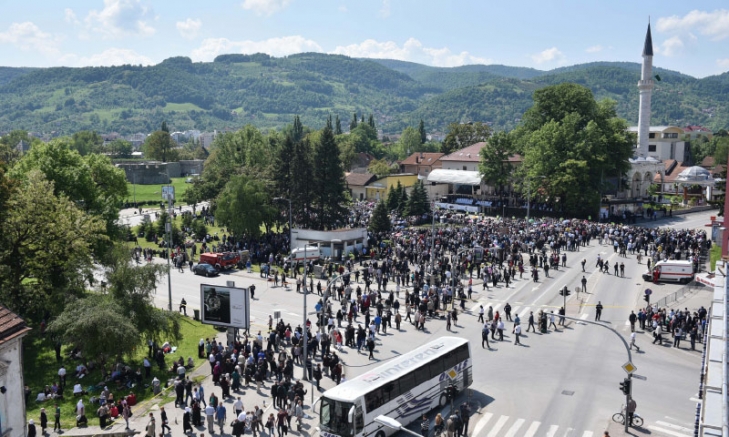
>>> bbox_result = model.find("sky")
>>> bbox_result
[0,1,728,78]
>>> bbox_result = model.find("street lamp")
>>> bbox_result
[160,172,173,311]
[374,415,422,437]
[274,197,309,381]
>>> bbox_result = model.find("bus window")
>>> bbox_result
[320,398,354,437]
[429,360,444,378]
[398,372,416,394]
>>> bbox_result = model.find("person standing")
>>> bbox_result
[183,407,193,434]
[628,311,637,332]
[673,326,683,348]
[581,276,587,293]
[690,326,698,350]
[205,403,216,434]
[53,404,62,432]
[216,402,227,434]
[40,408,48,434]
[514,324,522,345]
[460,403,471,437]
[420,415,430,437]
[276,408,289,437]
[595,302,603,321]
[28,420,37,437]
[145,414,156,437]
[504,303,512,321]
[481,324,490,349]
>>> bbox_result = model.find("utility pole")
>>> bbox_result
[163,184,174,312]
[430,201,436,286]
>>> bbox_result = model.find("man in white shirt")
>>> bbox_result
[205,404,215,434]
[233,397,244,416]
[514,324,522,345]
[58,366,67,387]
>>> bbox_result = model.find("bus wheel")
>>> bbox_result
[439,393,448,408]
[375,431,386,437]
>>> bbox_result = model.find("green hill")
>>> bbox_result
[0,54,727,135]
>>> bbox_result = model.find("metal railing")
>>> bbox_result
[653,282,703,309]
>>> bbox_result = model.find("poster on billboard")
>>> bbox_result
[200,284,250,329]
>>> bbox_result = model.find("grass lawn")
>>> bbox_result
[126,177,190,205]
[24,317,216,427]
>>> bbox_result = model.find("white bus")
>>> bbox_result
[318,337,472,437]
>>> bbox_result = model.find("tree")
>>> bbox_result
[272,135,295,199]
[442,122,492,156]
[516,83,634,216]
[397,182,408,215]
[418,119,427,144]
[105,139,133,157]
[71,130,103,156]
[338,139,356,171]
[292,115,304,143]
[143,130,175,162]
[397,127,423,159]
[368,114,375,129]
[313,125,348,229]
[0,171,106,317]
[479,131,513,191]
[386,185,399,211]
[369,200,391,233]
[216,175,275,237]
[291,138,314,227]
[368,159,392,178]
[350,112,358,131]
[406,181,429,216]
[161,121,170,133]
[335,115,343,135]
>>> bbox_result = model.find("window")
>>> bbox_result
[463,166,467,171]
[365,388,384,412]
[398,372,416,394]
[648,145,656,152]
[649,133,655,139]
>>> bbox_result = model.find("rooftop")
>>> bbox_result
[0,306,31,346]
[400,152,444,166]
[440,142,487,162]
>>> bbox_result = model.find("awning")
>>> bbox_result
[427,169,482,186]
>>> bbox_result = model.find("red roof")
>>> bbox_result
[399,152,444,166]
[0,306,31,346]
[440,142,487,162]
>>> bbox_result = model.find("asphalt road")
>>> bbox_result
[148,210,715,437]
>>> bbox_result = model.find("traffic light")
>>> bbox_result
[619,378,631,395]
[559,286,571,297]
[644,294,650,303]
[445,384,457,400]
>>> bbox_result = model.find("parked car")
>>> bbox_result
[193,263,220,277]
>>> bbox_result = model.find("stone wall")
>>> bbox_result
[117,160,204,184]
[179,160,204,176]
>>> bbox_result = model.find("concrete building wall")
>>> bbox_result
[0,336,27,437]
[179,160,204,176]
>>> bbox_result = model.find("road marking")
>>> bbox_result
[689,397,701,402]
[486,415,509,437]
[648,426,691,437]
[503,418,525,437]
[545,424,559,437]
[656,420,693,432]
[580,313,588,320]
[562,427,574,436]
[581,432,593,437]
[519,307,531,318]
[523,421,541,437]
[470,412,493,437]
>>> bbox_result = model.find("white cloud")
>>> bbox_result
[0,22,60,56]
[64,48,154,67]
[717,58,729,68]
[333,38,491,67]
[531,47,565,64]
[176,18,201,40]
[586,45,603,53]
[85,0,155,38]
[65,8,80,25]
[191,35,322,62]
[657,9,729,41]
[380,0,391,18]
[657,36,685,57]
[241,0,292,16]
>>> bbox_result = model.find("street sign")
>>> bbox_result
[632,374,647,381]
[644,288,652,295]
[162,185,175,201]
[622,361,637,374]
[273,311,281,319]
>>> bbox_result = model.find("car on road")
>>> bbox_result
[193,263,219,277]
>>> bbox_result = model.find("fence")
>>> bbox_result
[653,282,704,308]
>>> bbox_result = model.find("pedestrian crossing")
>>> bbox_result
[647,417,694,437]
[469,412,597,437]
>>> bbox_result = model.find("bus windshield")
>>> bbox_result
[320,397,352,437]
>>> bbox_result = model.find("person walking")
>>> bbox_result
[160,406,171,435]
[477,305,484,323]
[420,415,430,437]
[504,303,512,321]
[630,332,640,351]
[548,311,558,331]
[205,403,215,434]
[526,312,536,332]
[145,414,156,437]
[481,324,490,349]
[595,302,603,321]
[53,404,62,432]
[216,402,227,434]
[513,324,522,345]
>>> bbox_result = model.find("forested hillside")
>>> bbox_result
[0,53,727,135]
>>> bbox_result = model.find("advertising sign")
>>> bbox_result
[200,284,250,329]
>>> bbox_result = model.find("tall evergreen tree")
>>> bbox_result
[292,115,304,143]
[291,138,314,228]
[313,125,347,229]
[369,200,391,233]
[406,181,430,217]
[161,121,169,133]
[335,115,342,135]
[368,114,375,129]
[350,113,358,131]
[272,135,295,199]
[386,185,399,211]
[326,115,333,130]
[418,119,427,144]
[360,114,365,124]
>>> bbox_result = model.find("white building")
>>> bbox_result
[0,306,32,436]
[628,125,690,162]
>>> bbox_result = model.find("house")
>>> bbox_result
[439,142,486,171]
[629,125,691,162]
[0,306,32,436]
[345,173,377,201]
[365,173,419,201]
[683,125,713,141]
[399,152,444,177]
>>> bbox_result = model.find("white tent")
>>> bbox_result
[427,169,482,186]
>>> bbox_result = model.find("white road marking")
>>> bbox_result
[648,426,692,437]
[562,427,574,436]
[581,432,593,437]
[523,421,541,437]
[545,424,559,437]
[656,420,693,432]
[580,313,588,320]
[503,418,525,437]
[470,412,493,437]
[519,307,531,318]
[486,415,509,437]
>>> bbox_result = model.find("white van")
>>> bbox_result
[287,246,322,263]
[642,260,695,284]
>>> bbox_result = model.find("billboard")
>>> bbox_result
[200,284,250,329]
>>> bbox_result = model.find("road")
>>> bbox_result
[149,209,715,437]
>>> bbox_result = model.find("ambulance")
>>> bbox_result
[642,260,695,284]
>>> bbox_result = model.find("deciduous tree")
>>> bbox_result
[216,174,275,237]
[442,122,492,156]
